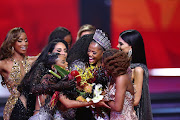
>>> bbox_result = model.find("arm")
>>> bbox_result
[107,74,128,112]
[0,61,4,79]
[0,60,16,88]
[58,94,94,109]
[133,67,144,106]
[28,56,38,66]
[31,75,75,95]
[0,61,3,73]
[94,100,111,109]
[0,60,9,78]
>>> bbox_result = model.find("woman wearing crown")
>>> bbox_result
[67,29,112,120]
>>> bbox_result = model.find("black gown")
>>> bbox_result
[10,93,35,120]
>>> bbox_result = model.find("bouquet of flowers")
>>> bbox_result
[49,64,110,119]
[73,65,104,104]
[49,64,106,104]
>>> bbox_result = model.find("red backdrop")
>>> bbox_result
[0,0,79,56]
[111,0,180,68]
[0,0,180,69]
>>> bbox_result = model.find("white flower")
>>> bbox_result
[86,97,91,102]
[92,94,104,103]
[95,116,105,120]
[94,84,103,96]
[85,84,104,104]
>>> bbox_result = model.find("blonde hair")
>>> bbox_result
[76,24,96,40]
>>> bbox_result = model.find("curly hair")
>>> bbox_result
[0,27,25,60]
[67,34,94,66]
[103,49,130,77]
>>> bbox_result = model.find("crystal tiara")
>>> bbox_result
[93,29,111,50]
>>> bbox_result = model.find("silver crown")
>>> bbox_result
[93,29,111,50]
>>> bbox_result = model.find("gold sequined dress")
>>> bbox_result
[3,57,31,120]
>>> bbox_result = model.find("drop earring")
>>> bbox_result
[128,49,132,57]
[11,47,14,54]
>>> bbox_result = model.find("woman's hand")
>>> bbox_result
[94,100,111,109]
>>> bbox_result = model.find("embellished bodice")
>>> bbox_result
[3,57,31,120]
[6,57,31,94]
[105,83,138,120]
[130,63,153,120]
[105,83,134,110]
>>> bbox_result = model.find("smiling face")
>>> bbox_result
[52,42,68,58]
[14,32,28,55]
[55,54,68,70]
[117,36,131,54]
[87,41,104,66]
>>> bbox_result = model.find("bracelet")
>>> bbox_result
[33,109,40,112]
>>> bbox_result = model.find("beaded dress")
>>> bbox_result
[3,57,31,120]
[105,83,138,120]
[130,63,153,120]
[28,73,77,120]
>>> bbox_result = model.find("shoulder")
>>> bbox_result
[116,74,129,85]
[0,60,4,69]
[134,67,144,73]
[133,67,144,79]
[131,63,147,71]
[27,56,38,65]
[115,74,130,92]
[0,59,13,75]
[0,59,11,68]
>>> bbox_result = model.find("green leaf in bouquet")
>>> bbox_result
[49,70,61,79]
[76,89,86,96]
[54,65,69,78]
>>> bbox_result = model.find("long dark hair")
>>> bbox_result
[48,27,72,45]
[36,39,68,64]
[120,30,147,65]
[18,40,66,94]
[67,34,94,66]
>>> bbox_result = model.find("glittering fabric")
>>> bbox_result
[3,57,31,120]
[9,97,32,120]
[28,72,76,120]
[105,83,138,120]
[130,63,153,120]
[29,105,54,120]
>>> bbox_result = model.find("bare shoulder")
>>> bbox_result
[0,59,13,72]
[27,56,38,65]
[116,74,129,84]
[0,59,10,68]
[134,67,144,74]
[0,60,5,69]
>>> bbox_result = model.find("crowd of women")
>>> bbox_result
[0,24,153,120]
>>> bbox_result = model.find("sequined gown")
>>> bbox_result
[3,57,31,120]
[130,63,153,120]
[28,73,76,120]
[105,83,138,120]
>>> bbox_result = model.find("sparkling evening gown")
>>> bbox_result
[105,83,138,120]
[3,57,31,120]
[130,63,153,120]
